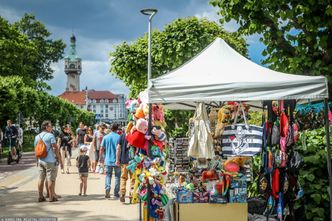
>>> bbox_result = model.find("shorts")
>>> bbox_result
[39,161,57,182]
[79,172,89,177]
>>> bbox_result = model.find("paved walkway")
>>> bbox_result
[0,151,140,221]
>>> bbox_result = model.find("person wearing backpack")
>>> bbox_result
[35,120,62,202]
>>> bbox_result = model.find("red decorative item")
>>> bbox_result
[202,170,218,181]
[126,130,147,149]
[224,162,240,173]
[215,180,224,194]
[293,123,299,143]
[152,139,164,151]
[280,100,289,138]
[272,168,280,199]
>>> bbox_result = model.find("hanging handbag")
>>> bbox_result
[188,103,214,159]
[221,103,263,156]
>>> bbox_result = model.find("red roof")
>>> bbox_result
[59,91,86,105]
[58,90,118,105]
[88,90,117,100]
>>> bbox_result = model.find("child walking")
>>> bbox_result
[76,145,90,196]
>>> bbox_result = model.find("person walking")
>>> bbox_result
[5,120,19,162]
[92,124,105,173]
[17,124,23,154]
[76,122,86,148]
[84,126,95,172]
[100,123,120,199]
[35,120,62,202]
[0,128,3,159]
[116,129,134,203]
[58,125,73,174]
[76,145,90,196]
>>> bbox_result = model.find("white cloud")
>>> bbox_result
[48,59,129,96]
[45,25,129,96]
[194,5,239,32]
[0,5,21,22]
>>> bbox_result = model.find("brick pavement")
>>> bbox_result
[0,150,140,221]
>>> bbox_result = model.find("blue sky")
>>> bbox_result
[0,0,265,96]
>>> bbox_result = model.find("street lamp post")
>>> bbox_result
[140,8,157,221]
[140,8,158,88]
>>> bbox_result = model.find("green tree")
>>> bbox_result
[0,17,38,86]
[110,17,247,137]
[210,0,332,93]
[0,76,95,130]
[110,17,247,97]
[0,14,65,90]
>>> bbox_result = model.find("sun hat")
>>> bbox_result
[80,145,88,152]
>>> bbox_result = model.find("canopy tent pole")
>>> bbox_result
[324,98,332,220]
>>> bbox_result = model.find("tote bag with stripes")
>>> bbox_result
[221,103,263,157]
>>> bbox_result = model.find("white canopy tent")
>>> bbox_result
[140,38,328,109]
[140,37,331,219]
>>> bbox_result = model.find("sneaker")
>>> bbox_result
[105,191,110,199]
[111,195,120,200]
[96,165,100,173]
[99,167,104,174]
[120,195,125,203]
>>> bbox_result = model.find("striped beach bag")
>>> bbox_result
[221,103,263,157]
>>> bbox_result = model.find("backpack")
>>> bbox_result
[35,133,47,158]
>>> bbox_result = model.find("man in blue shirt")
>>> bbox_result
[100,123,120,199]
[34,120,62,202]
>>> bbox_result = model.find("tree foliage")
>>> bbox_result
[297,127,331,221]
[110,17,247,97]
[0,14,65,90]
[110,17,247,137]
[210,0,332,93]
[0,76,95,129]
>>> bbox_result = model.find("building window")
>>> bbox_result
[106,114,108,118]
[93,105,96,108]
[113,99,117,103]
[93,110,96,113]
[101,114,104,117]
[93,99,96,103]
[105,99,109,103]
[101,109,104,113]
[100,99,104,103]
[105,109,108,113]
[105,104,108,108]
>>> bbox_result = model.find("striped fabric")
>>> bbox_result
[221,124,263,156]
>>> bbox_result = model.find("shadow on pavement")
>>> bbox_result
[0,152,37,173]
[0,190,136,221]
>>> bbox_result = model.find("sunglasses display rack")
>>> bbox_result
[168,137,191,173]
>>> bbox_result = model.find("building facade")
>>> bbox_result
[59,35,127,125]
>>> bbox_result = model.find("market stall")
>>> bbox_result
[137,37,330,221]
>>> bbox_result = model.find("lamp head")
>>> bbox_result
[140,8,158,16]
